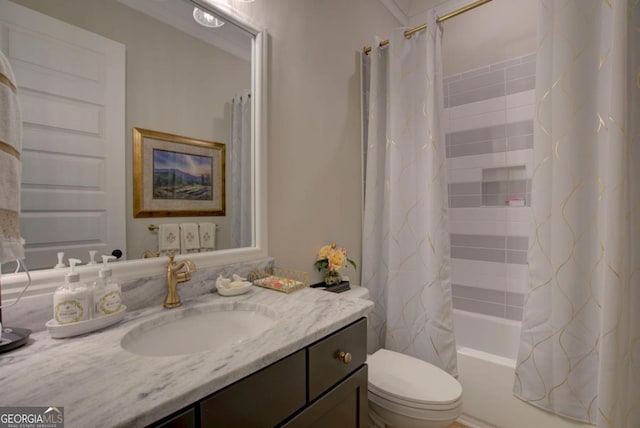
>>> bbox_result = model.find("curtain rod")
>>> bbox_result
[363,0,493,55]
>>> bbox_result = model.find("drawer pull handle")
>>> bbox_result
[337,351,352,364]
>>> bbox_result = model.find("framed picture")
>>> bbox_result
[133,128,225,218]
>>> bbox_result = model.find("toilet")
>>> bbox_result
[367,348,463,428]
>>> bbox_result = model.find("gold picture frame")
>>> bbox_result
[133,128,225,218]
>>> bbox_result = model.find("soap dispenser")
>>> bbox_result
[53,258,91,324]
[92,255,122,317]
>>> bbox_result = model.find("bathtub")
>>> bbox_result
[453,309,592,428]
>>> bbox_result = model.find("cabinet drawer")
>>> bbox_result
[283,365,368,428]
[307,318,367,401]
[149,406,195,428]
[199,350,306,427]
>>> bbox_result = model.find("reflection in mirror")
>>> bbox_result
[0,0,255,273]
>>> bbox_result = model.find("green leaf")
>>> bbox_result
[347,258,357,270]
[314,260,328,271]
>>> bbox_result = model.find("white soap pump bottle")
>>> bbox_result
[92,255,123,317]
[52,258,91,324]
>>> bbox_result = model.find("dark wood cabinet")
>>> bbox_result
[148,318,368,428]
[199,350,306,427]
[283,365,368,428]
[151,407,196,428]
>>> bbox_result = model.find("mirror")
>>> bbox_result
[0,0,267,291]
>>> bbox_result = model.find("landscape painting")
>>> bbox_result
[152,149,213,200]
[133,128,225,218]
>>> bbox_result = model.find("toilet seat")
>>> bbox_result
[367,349,462,411]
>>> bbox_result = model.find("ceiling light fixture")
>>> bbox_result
[192,7,225,28]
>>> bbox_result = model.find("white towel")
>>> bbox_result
[0,50,24,263]
[158,224,180,255]
[180,223,200,253]
[199,222,216,251]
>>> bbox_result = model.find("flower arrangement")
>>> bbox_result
[314,243,357,285]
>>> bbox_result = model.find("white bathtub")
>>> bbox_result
[453,309,592,428]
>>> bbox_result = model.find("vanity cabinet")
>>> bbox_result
[149,317,367,428]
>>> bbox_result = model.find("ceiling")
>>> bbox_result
[117,0,252,61]
[378,0,467,24]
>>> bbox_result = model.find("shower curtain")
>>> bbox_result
[361,10,457,376]
[230,91,252,248]
[514,1,640,426]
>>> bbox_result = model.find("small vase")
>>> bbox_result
[324,270,342,286]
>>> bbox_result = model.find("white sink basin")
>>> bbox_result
[121,303,278,357]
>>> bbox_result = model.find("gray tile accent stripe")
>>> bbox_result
[446,120,533,158]
[451,234,506,249]
[507,250,528,264]
[506,306,524,321]
[449,195,482,208]
[451,246,506,263]
[507,236,528,250]
[449,182,482,195]
[453,283,505,304]
[506,61,536,80]
[449,70,504,96]
[452,285,526,320]
[444,53,536,107]
[450,234,529,265]
[507,291,525,306]
[448,178,532,207]
[452,296,505,318]
[448,124,506,146]
[448,139,507,158]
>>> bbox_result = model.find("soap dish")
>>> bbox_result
[217,281,252,297]
[46,306,127,339]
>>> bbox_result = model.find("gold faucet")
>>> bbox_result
[165,254,196,308]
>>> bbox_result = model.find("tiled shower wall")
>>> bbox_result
[444,53,535,321]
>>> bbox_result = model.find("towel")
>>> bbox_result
[180,223,200,253]
[199,222,216,251]
[0,50,24,263]
[158,224,180,255]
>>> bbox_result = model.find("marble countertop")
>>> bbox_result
[0,286,372,428]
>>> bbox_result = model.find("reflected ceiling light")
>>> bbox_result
[193,7,225,28]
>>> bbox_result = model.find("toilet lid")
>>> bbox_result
[367,349,462,407]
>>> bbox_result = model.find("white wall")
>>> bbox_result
[229,0,536,285]
[410,0,537,76]
[224,0,400,284]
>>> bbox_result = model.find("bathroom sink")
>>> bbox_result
[120,303,278,357]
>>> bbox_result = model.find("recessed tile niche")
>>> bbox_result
[481,165,530,207]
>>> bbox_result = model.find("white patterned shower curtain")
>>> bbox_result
[361,10,457,376]
[514,1,640,426]
[230,91,252,248]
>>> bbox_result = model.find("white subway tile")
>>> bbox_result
[449,220,502,235]
[446,151,508,170]
[506,149,534,171]
[445,95,508,122]
[504,206,531,222]
[451,259,507,292]
[506,90,535,109]
[450,207,508,222]
[506,104,535,123]
[506,264,530,293]
[505,221,530,236]
[446,167,482,183]
[448,109,508,134]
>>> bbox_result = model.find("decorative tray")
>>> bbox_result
[249,267,309,294]
[45,305,127,339]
